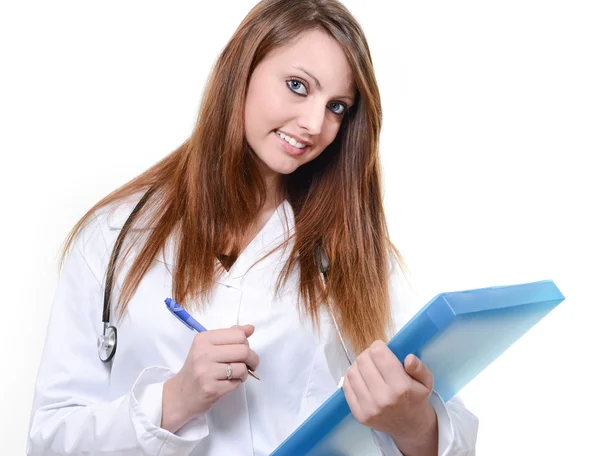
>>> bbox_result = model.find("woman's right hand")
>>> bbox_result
[161,324,259,432]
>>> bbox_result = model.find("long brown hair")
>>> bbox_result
[62,0,403,354]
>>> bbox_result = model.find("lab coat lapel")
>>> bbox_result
[154,201,295,288]
[225,200,295,283]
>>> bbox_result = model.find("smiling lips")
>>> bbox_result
[274,130,311,156]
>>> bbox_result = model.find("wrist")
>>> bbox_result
[391,404,438,456]
[161,377,192,433]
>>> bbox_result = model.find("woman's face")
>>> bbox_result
[244,28,356,179]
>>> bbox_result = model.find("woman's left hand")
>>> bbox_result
[343,340,438,449]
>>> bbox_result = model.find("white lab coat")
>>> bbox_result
[27,197,478,455]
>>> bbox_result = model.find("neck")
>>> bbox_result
[259,163,285,211]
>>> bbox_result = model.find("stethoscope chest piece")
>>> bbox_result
[97,323,118,363]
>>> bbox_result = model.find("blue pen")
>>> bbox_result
[165,298,260,380]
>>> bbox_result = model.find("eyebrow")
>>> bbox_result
[292,65,355,103]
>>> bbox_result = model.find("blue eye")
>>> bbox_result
[287,79,307,96]
[286,78,348,116]
[328,102,347,116]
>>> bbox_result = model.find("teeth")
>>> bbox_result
[277,131,307,149]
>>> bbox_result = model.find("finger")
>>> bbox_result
[369,340,410,386]
[404,354,434,391]
[342,374,363,421]
[203,327,250,345]
[345,362,372,410]
[214,362,249,382]
[216,377,243,397]
[240,324,255,338]
[212,344,260,370]
[230,324,255,338]
[355,350,387,397]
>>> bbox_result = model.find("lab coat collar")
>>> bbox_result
[106,197,296,286]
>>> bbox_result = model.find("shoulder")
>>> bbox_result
[69,191,149,279]
[101,190,151,230]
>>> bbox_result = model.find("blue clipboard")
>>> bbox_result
[270,280,565,456]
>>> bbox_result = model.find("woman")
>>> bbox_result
[28,0,478,455]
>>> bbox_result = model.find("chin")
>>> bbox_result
[262,155,302,176]
[267,162,299,175]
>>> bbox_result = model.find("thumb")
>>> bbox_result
[241,324,255,337]
[404,354,434,391]
[230,324,255,337]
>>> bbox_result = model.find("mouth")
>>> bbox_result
[273,130,310,156]
[275,130,311,148]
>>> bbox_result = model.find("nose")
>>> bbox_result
[296,99,326,136]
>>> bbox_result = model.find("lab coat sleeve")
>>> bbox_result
[371,259,479,455]
[27,218,209,456]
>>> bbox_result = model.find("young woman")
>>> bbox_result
[27,0,478,454]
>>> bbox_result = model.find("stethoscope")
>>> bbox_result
[97,188,354,366]
[97,188,156,363]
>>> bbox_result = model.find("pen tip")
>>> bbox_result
[249,370,260,380]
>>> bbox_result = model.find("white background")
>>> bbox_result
[1,0,598,454]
